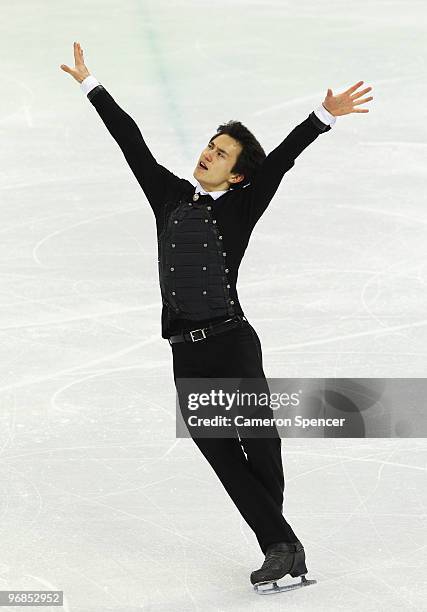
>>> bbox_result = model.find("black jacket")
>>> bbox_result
[86,85,332,338]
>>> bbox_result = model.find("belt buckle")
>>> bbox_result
[190,327,206,342]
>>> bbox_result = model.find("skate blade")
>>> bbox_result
[254,575,317,595]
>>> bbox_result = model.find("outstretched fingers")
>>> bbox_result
[345,80,365,94]
[73,41,84,66]
[73,41,79,64]
[347,81,374,113]
[353,95,373,106]
[351,86,372,100]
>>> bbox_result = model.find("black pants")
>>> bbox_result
[170,318,299,554]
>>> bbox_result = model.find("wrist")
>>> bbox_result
[78,72,91,84]
[322,102,335,116]
[313,104,337,128]
[80,74,99,95]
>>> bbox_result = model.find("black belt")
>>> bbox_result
[168,315,247,344]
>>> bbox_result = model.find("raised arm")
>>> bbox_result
[242,81,373,228]
[60,42,185,217]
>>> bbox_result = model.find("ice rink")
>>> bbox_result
[1,0,426,610]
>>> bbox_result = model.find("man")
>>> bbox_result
[61,42,373,593]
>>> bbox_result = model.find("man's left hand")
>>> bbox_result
[322,81,373,117]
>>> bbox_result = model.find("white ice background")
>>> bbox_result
[0,0,426,610]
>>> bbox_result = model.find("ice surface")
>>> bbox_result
[0,0,426,610]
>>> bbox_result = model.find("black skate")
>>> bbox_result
[250,541,317,595]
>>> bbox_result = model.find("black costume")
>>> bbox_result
[85,83,332,553]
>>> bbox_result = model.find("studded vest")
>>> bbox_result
[157,192,237,322]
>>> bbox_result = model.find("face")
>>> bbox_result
[193,133,244,192]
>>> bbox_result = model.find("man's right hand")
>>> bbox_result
[60,42,91,83]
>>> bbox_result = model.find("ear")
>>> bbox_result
[230,173,245,184]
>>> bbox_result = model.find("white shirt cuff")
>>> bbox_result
[81,75,100,96]
[313,104,336,127]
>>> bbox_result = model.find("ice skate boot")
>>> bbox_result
[250,541,317,594]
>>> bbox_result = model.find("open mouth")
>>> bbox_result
[199,161,208,170]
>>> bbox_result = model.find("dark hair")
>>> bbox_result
[209,120,266,189]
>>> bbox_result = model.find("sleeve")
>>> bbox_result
[84,80,184,217]
[313,104,336,127]
[81,75,100,96]
[242,111,334,228]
